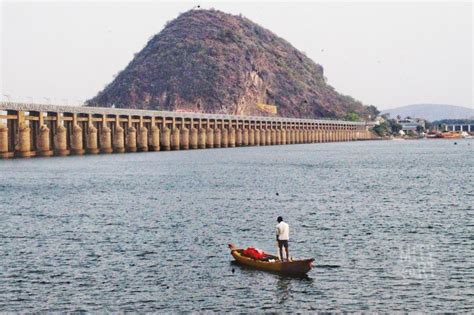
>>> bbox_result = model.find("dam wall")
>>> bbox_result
[0,102,373,159]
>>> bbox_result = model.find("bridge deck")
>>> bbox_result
[0,102,370,126]
[0,102,374,159]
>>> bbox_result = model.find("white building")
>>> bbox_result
[398,118,425,133]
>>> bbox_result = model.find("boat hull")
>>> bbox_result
[437,132,461,139]
[230,247,314,275]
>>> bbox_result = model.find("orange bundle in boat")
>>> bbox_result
[242,247,265,260]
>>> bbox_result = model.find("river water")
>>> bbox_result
[0,139,472,312]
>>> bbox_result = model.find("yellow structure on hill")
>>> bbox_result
[256,103,278,115]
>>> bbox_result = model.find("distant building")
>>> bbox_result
[397,118,425,133]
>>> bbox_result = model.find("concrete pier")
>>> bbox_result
[236,124,243,147]
[281,125,286,145]
[37,124,53,157]
[86,123,99,154]
[127,126,137,152]
[0,123,11,158]
[221,126,228,148]
[138,125,149,152]
[260,124,266,146]
[171,125,180,151]
[255,126,261,146]
[113,124,125,153]
[190,125,198,150]
[197,120,206,149]
[100,124,113,154]
[206,124,214,149]
[214,123,221,148]
[243,127,249,146]
[150,124,160,152]
[249,128,255,146]
[0,102,374,159]
[229,126,236,148]
[161,125,171,151]
[180,124,189,150]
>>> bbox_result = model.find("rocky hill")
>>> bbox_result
[87,9,377,119]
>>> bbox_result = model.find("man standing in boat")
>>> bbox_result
[276,216,290,261]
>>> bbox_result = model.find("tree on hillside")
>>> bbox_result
[365,105,380,120]
[372,119,402,137]
[388,120,402,134]
[372,122,388,137]
[345,112,360,121]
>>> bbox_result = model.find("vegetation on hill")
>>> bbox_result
[372,118,402,137]
[87,9,378,120]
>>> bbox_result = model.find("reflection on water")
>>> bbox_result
[315,265,340,269]
[276,276,293,304]
[0,140,473,312]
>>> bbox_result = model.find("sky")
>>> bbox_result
[1,1,472,110]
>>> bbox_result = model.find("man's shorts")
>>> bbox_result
[278,240,288,248]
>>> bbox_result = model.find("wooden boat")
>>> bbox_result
[228,244,314,275]
[437,131,461,139]
[425,132,439,139]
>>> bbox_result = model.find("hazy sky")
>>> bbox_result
[1,1,472,110]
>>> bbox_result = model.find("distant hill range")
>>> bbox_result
[381,104,474,121]
[87,9,378,119]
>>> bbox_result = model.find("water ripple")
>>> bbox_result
[0,140,473,312]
